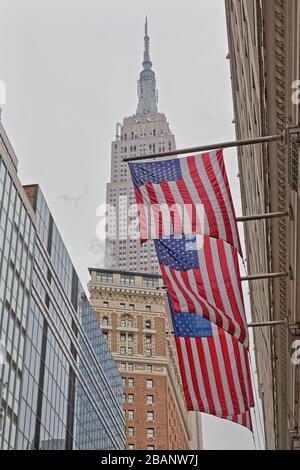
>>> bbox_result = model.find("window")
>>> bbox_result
[129,304,134,310]
[145,305,151,311]
[128,427,134,437]
[120,333,126,341]
[147,445,155,450]
[145,335,152,344]
[128,444,134,450]
[120,363,126,370]
[128,347,133,355]
[120,319,126,327]
[128,410,134,420]
[145,320,151,329]
[122,377,126,387]
[142,277,159,288]
[127,319,133,328]
[147,411,154,421]
[128,378,134,388]
[128,363,134,371]
[128,334,133,342]
[145,349,152,357]
[123,393,126,403]
[146,365,152,373]
[102,316,108,326]
[147,395,154,405]
[103,331,108,341]
[120,274,135,285]
[146,379,153,389]
[147,428,154,439]
[103,301,109,307]
[96,272,113,283]
[120,347,126,355]
[120,303,125,309]
[128,394,134,404]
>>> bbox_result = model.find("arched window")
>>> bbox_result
[120,318,126,327]
[102,316,108,326]
[145,320,151,329]
[127,319,133,328]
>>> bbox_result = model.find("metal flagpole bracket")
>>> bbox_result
[170,321,290,330]
[241,272,288,282]
[282,127,290,145]
[247,319,289,328]
[288,267,294,281]
[236,211,289,222]
[288,205,294,221]
[284,124,300,145]
[236,206,296,223]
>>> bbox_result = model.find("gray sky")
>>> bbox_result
[0,0,263,449]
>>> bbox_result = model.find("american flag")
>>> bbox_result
[129,148,254,430]
[171,307,254,430]
[155,234,248,347]
[129,150,242,254]
[228,410,252,430]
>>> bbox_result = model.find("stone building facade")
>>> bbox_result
[225,0,300,449]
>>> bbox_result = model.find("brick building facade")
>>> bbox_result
[88,268,202,450]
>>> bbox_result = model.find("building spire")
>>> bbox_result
[136,17,158,115]
[143,16,150,66]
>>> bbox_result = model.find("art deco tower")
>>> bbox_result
[105,19,176,273]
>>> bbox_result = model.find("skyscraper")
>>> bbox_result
[105,19,176,274]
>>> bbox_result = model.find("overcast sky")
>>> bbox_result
[0,0,264,450]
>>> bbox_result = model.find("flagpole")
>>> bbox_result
[236,211,290,222]
[123,127,300,163]
[247,320,287,328]
[169,320,289,333]
[161,271,288,291]
[241,272,288,281]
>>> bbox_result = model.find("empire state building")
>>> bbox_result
[105,19,176,273]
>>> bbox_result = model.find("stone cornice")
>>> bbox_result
[90,283,166,305]
[89,282,166,296]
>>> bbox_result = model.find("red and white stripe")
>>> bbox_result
[134,150,242,254]
[227,410,253,431]
[160,236,248,347]
[175,327,254,424]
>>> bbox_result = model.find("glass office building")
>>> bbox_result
[0,123,36,450]
[0,122,124,450]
